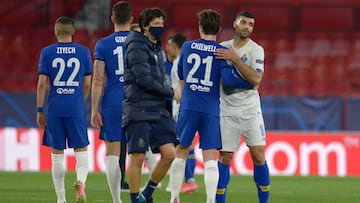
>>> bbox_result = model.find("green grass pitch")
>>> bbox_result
[0,172,359,203]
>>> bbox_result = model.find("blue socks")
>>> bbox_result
[130,192,138,203]
[216,161,230,203]
[185,149,196,182]
[254,162,270,203]
[142,180,157,199]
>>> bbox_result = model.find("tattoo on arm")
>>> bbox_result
[93,60,105,86]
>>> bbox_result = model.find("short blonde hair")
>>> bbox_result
[55,16,75,36]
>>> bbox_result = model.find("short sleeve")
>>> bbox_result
[38,49,49,75]
[250,45,265,73]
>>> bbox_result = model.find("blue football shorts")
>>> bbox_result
[42,115,89,150]
[99,107,126,142]
[125,115,178,154]
[177,110,222,150]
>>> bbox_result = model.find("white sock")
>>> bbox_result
[145,150,157,174]
[204,160,219,203]
[51,153,66,203]
[106,156,122,203]
[170,158,186,202]
[74,151,88,184]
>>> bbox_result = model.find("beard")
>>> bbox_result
[235,29,250,39]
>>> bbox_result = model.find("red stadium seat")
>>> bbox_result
[293,32,313,56]
[173,4,225,29]
[73,29,90,47]
[297,0,353,5]
[218,28,234,43]
[300,7,353,31]
[259,80,278,96]
[311,38,331,57]
[271,32,294,55]
[330,39,350,58]
[346,54,360,96]
[235,6,291,31]
[309,57,331,97]
[327,58,347,96]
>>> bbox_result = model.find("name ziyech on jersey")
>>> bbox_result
[56,47,76,54]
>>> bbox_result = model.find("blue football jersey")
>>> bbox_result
[94,31,129,107]
[38,42,92,117]
[178,39,231,116]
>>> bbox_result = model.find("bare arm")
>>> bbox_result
[90,60,105,128]
[83,75,91,101]
[215,48,263,86]
[36,74,48,128]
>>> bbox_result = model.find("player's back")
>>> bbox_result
[38,42,92,117]
[178,39,228,116]
[94,31,129,107]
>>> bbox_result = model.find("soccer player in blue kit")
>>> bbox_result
[91,1,132,203]
[36,16,92,203]
[169,9,249,203]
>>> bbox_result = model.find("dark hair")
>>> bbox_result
[168,33,187,49]
[197,9,221,35]
[139,8,166,33]
[55,16,75,35]
[112,1,132,24]
[236,10,255,20]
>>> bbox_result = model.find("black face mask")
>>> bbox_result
[149,26,165,40]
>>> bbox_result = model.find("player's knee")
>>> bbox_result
[219,152,233,165]
[252,154,266,165]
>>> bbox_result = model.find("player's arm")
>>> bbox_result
[36,74,48,129]
[215,48,263,86]
[83,75,91,101]
[221,65,254,89]
[90,59,105,128]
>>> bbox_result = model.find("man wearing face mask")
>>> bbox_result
[122,7,180,203]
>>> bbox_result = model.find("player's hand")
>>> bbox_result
[215,48,238,62]
[173,90,181,103]
[91,111,103,129]
[36,112,47,129]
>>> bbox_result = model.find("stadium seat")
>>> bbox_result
[311,38,331,57]
[73,29,90,47]
[173,4,225,29]
[300,7,353,31]
[271,32,294,55]
[328,58,347,96]
[235,6,291,31]
[49,0,65,25]
[64,0,84,15]
[330,39,350,57]
[346,54,360,96]
[293,32,313,56]
[235,0,292,4]
[309,57,331,97]
[297,0,353,5]
[259,80,278,96]
[218,28,234,43]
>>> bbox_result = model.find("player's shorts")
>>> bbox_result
[220,112,266,152]
[125,115,178,154]
[42,115,89,150]
[99,107,126,142]
[177,110,221,150]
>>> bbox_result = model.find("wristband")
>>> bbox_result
[37,107,44,113]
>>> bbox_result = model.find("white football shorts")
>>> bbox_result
[220,112,266,152]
